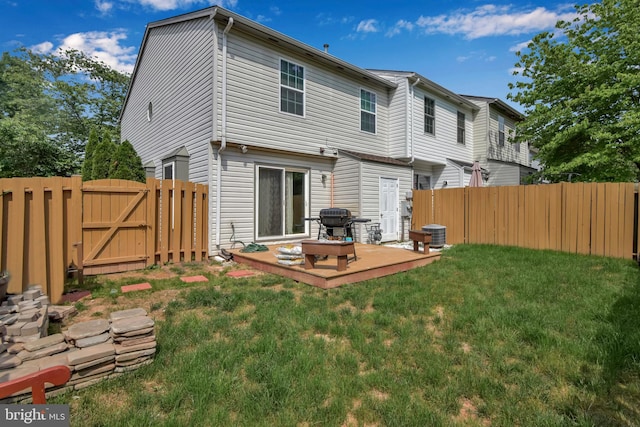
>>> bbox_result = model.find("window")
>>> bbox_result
[457,111,466,144]
[360,89,376,133]
[498,115,505,146]
[280,59,304,116]
[256,166,309,239]
[424,97,435,135]
[163,162,174,180]
[414,174,431,190]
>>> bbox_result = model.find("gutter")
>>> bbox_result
[215,16,234,249]
[409,78,420,163]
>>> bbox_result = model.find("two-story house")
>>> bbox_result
[462,95,536,185]
[120,6,525,254]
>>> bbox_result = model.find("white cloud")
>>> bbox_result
[95,0,113,14]
[130,0,236,11]
[510,40,532,52]
[52,31,137,74]
[356,19,379,34]
[386,19,414,37]
[456,50,498,63]
[31,41,54,54]
[416,4,577,39]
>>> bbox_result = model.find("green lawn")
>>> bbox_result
[56,244,640,426]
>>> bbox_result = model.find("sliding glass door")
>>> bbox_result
[257,166,308,239]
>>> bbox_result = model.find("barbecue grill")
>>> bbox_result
[318,208,353,240]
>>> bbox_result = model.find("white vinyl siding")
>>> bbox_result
[498,115,505,146]
[121,17,213,186]
[223,34,390,157]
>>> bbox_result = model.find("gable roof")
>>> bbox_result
[368,70,479,111]
[121,6,397,119]
[460,95,523,120]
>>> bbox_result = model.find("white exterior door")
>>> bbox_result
[379,177,399,242]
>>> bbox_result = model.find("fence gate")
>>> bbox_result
[81,179,150,275]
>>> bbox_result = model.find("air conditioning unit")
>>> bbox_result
[422,224,446,248]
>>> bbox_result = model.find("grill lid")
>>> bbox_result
[319,208,352,226]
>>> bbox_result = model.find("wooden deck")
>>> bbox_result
[230,243,441,289]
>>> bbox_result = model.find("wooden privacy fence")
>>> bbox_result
[0,177,208,304]
[412,182,639,260]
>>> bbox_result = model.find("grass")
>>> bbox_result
[52,244,640,426]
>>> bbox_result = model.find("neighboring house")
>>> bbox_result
[367,70,480,190]
[461,95,536,186]
[120,6,528,254]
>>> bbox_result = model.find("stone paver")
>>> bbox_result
[121,283,152,293]
[67,319,110,341]
[115,348,156,363]
[114,359,152,373]
[75,332,111,348]
[22,334,61,352]
[66,342,115,366]
[110,316,154,335]
[180,275,209,283]
[112,327,154,338]
[114,340,156,355]
[17,342,68,362]
[6,321,26,336]
[0,365,39,383]
[116,335,155,347]
[23,333,65,352]
[72,363,116,379]
[23,289,41,300]
[0,353,23,369]
[37,353,70,370]
[109,308,147,322]
[73,355,115,372]
[20,321,40,337]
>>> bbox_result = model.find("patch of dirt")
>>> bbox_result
[451,397,491,426]
[369,389,389,401]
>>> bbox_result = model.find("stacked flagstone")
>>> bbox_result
[0,285,50,345]
[110,308,156,372]
[0,306,156,403]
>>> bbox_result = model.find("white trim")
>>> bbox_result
[279,57,306,118]
[254,164,310,241]
[359,88,377,134]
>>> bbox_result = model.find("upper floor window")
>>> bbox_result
[424,97,435,135]
[457,111,465,144]
[360,89,376,133]
[498,115,505,146]
[280,59,304,116]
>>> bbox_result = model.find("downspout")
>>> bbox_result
[215,16,234,249]
[208,10,217,255]
[409,78,420,164]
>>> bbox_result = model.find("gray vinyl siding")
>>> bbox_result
[333,156,361,215]
[469,100,488,162]
[121,17,214,185]
[387,80,408,158]
[360,162,412,242]
[487,109,525,165]
[410,89,475,166]
[214,150,333,248]
[224,30,390,157]
[487,160,520,186]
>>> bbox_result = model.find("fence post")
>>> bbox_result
[146,178,157,267]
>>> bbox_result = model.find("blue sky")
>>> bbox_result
[1,0,585,111]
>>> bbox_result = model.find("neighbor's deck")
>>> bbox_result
[231,243,441,289]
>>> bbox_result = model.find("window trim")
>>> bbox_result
[255,164,310,241]
[360,88,377,134]
[279,58,305,117]
[498,115,505,147]
[424,96,435,135]
[457,111,466,145]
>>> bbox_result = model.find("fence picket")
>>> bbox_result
[0,177,208,303]
[413,182,638,260]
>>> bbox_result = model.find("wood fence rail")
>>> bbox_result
[411,182,639,260]
[0,177,208,304]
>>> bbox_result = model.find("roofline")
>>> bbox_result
[120,6,396,120]
[460,95,524,120]
[368,69,479,111]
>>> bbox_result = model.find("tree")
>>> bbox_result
[0,48,129,178]
[81,128,100,181]
[109,140,146,182]
[91,130,116,180]
[508,0,640,182]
